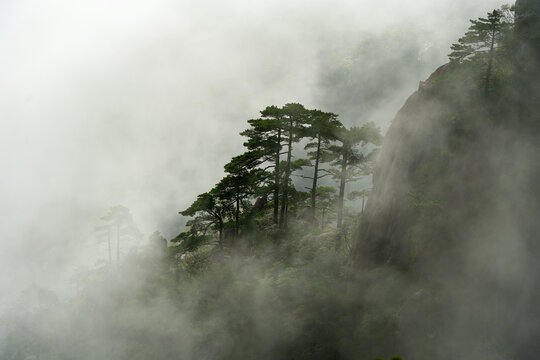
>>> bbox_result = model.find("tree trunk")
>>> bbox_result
[280,120,293,229]
[273,128,281,225]
[337,152,348,229]
[219,220,224,248]
[107,227,112,265]
[310,134,322,222]
[485,28,496,96]
[235,181,240,240]
[116,223,121,265]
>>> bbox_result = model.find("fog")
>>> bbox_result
[0,0,505,335]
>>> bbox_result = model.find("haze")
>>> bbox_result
[0,0,504,305]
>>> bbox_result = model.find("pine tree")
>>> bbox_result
[279,103,310,228]
[449,8,513,95]
[241,106,286,225]
[347,189,371,214]
[315,186,337,228]
[221,152,266,243]
[97,206,141,265]
[330,123,382,229]
[179,191,233,247]
[302,110,343,223]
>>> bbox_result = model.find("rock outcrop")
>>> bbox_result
[350,3,540,357]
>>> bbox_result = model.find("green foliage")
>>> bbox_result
[449,9,512,63]
[177,102,383,254]
[171,229,211,252]
[347,189,370,202]
[328,121,383,228]
[179,191,232,248]
[448,6,515,95]
[329,122,383,182]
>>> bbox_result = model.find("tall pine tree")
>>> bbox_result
[330,122,382,229]
[279,103,310,228]
[241,106,286,225]
[302,110,343,223]
[449,8,513,95]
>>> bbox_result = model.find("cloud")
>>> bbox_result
[0,0,505,299]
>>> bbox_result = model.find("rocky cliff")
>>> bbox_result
[350,2,540,358]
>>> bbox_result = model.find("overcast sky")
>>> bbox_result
[0,0,505,301]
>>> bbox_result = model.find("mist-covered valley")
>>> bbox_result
[2,0,540,359]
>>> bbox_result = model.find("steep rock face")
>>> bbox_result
[353,1,540,272]
[353,63,502,270]
[350,5,540,358]
[515,0,540,15]
[516,0,540,39]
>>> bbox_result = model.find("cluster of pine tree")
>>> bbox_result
[172,103,382,261]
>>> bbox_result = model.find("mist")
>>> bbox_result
[0,0,517,358]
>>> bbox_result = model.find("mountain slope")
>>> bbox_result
[351,3,540,358]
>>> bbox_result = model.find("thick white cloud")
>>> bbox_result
[0,0,505,301]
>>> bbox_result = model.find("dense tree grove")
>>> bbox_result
[175,103,382,255]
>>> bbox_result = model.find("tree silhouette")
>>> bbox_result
[279,103,310,228]
[348,188,372,214]
[449,8,513,95]
[241,103,311,228]
[94,223,113,265]
[97,206,141,265]
[220,152,266,242]
[302,109,343,223]
[180,191,233,247]
[315,186,337,228]
[330,123,382,228]
[241,106,286,225]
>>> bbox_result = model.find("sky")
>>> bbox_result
[0,0,505,302]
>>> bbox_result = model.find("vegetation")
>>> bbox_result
[3,3,540,360]
[95,206,142,265]
[177,103,381,254]
[329,123,382,229]
[449,6,515,95]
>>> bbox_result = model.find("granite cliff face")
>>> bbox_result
[516,0,540,37]
[350,2,540,357]
[353,1,540,269]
